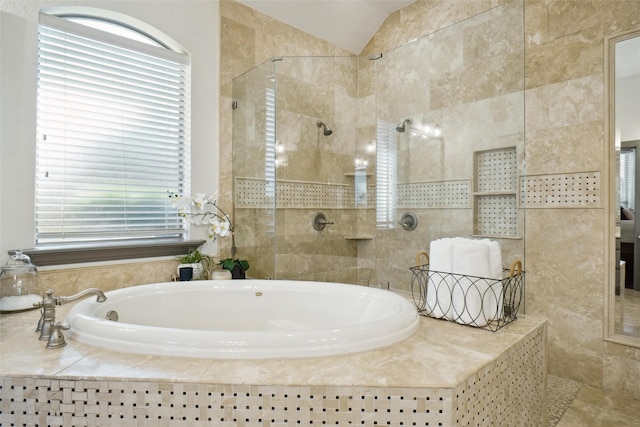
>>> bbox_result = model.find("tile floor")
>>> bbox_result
[549,375,640,427]
[616,288,640,336]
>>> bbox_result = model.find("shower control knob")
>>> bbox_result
[399,212,418,231]
[313,212,334,231]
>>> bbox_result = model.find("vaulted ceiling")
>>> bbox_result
[235,0,416,54]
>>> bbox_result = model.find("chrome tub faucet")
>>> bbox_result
[35,288,107,348]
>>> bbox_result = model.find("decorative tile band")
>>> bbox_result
[521,172,601,208]
[397,180,471,209]
[236,177,358,209]
[236,177,470,209]
[236,172,601,210]
[0,379,451,426]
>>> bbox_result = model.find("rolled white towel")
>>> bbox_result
[450,238,502,326]
[483,240,504,321]
[426,238,454,319]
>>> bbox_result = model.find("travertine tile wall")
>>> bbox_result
[37,260,180,298]
[524,0,639,395]
[220,0,640,399]
[360,0,526,293]
[362,0,640,397]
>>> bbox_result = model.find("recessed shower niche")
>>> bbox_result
[232,0,525,286]
[473,147,521,238]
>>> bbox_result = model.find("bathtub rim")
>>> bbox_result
[66,279,420,359]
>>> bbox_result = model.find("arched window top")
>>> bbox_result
[40,6,188,56]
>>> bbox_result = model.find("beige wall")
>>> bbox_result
[220,0,640,397]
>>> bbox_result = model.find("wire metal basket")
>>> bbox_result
[410,251,525,332]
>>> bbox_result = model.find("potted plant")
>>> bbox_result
[219,258,250,279]
[177,249,213,280]
[170,192,249,279]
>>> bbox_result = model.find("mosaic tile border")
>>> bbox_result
[237,172,601,211]
[236,177,359,209]
[235,177,470,210]
[521,172,601,208]
[0,379,452,427]
[396,180,470,209]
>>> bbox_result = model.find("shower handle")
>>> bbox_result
[399,212,418,231]
[313,212,334,231]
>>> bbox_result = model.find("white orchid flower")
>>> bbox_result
[218,220,231,237]
[210,217,223,235]
[192,193,208,210]
[172,192,233,241]
[171,195,191,212]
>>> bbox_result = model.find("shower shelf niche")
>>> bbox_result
[344,172,372,177]
[473,147,520,238]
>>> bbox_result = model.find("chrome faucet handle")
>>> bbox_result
[38,289,58,341]
[46,322,70,349]
[313,212,334,231]
[398,212,418,231]
[35,308,45,333]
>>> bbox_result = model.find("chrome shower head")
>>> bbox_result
[396,118,412,133]
[317,120,333,136]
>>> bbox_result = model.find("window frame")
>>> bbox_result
[30,7,196,266]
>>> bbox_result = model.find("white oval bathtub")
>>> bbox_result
[66,280,419,359]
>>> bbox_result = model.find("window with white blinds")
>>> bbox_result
[36,11,190,246]
[376,120,398,229]
[620,148,636,210]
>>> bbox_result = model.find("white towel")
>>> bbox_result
[426,238,454,319]
[484,241,504,321]
[450,238,503,326]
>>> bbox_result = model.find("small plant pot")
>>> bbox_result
[230,264,246,279]
[177,262,204,280]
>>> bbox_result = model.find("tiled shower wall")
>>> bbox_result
[232,55,363,282]
[230,1,527,288]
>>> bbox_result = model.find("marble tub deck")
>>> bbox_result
[0,303,546,388]
[0,300,546,426]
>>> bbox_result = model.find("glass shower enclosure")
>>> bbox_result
[232,0,525,289]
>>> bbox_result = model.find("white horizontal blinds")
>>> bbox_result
[36,13,189,245]
[376,120,397,229]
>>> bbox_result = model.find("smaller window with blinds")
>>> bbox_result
[376,120,398,229]
[35,8,191,246]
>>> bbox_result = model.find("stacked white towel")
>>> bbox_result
[427,237,503,326]
[425,239,454,318]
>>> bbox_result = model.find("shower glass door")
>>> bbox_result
[371,0,525,291]
[232,60,278,280]
[271,56,362,282]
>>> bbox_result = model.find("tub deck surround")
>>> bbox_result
[0,300,547,426]
[1,302,542,388]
